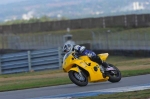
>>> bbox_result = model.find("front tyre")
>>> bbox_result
[107,64,121,83]
[68,70,88,86]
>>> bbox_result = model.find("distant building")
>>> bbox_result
[133,2,144,10]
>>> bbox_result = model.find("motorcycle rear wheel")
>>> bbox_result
[68,70,88,86]
[107,64,121,83]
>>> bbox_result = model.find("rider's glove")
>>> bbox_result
[87,52,96,58]
[87,53,93,58]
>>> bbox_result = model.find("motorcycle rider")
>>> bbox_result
[63,44,112,71]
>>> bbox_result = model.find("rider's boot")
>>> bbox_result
[91,55,114,71]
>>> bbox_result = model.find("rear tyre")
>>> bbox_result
[107,64,121,83]
[68,70,88,86]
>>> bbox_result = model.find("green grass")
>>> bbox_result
[107,56,149,67]
[0,77,71,91]
[107,55,141,62]
[80,89,150,99]
[0,69,63,78]
[17,27,120,41]
[121,69,150,77]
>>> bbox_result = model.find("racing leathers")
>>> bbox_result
[73,45,109,69]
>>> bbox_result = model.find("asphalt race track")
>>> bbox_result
[0,74,150,99]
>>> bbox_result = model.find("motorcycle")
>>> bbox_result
[62,52,121,86]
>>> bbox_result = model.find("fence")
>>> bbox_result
[0,14,150,34]
[0,31,150,51]
[91,32,150,50]
[0,33,92,50]
[0,47,62,74]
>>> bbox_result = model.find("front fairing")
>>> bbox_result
[62,52,75,72]
[63,52,71,62]
[62,52,88,72]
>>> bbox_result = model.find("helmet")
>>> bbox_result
[63,44,73,53]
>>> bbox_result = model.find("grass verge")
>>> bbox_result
[121,69,150,77]
[80,89,150,99]
[0,77,71,92]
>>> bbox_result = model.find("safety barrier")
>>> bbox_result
[0,47,62,74]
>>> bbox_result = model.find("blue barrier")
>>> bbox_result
[0,47,62,74]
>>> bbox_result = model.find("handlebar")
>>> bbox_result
[72,52,79,59]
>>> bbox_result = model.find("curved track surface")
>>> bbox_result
[0,74,150,99]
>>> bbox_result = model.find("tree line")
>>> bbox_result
[0,16,68,25]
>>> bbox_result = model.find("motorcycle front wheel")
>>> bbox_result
[107,64,121,83]
[68,70,88,86]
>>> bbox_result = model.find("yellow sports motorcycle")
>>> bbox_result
[62,52,121,86]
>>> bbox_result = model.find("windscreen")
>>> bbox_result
[63,52,71,62]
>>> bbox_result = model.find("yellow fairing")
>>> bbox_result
[62,52,109,82]
[69,67,79,72]
[80,56,109,82]
[98,53,109,62]
[62,52,75,72]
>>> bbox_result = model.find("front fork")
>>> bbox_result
[100,65,108,78]
[74,67,85,81]
[100,65,105,73]
[78,67,84,77]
